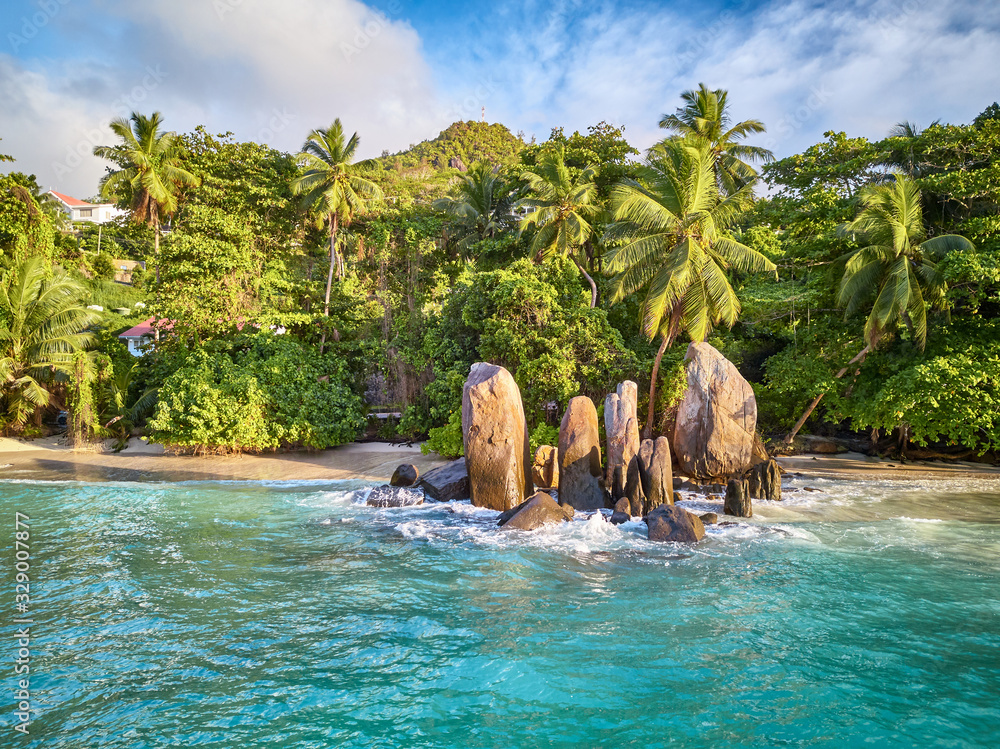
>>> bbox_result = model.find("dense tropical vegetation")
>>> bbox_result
[0,89,997,461]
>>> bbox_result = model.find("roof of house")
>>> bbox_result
[48,190,94,208]
[118,317,174,339]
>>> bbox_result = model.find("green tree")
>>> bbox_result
[292,119,384,346]
[606,139,775,435]
[93,112,199,281]
[518,144,601,307]
[783,174,975,442]
[0,257,100,433]
[433,162,518,256]
[659,83,774,195]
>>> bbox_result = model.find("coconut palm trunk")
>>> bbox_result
[325,211,339,316]
[782,344,871,445]
[644,334,670,439]
[571,256,598,308]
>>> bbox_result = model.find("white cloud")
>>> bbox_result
[1,0,445,196]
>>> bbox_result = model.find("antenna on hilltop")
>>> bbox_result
[481,106,485,123]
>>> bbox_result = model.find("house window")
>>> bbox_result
[79,209,93,217]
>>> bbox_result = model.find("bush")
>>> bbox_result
[148,334,366,452]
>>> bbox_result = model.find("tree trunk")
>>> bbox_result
[324,212,338,317]
[153,215,160,284]
[783,344,872,445]
[572,255,598,309]
[643,334,670,440]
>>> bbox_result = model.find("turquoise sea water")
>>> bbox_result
[2,473,999,748]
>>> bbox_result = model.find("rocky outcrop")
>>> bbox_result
[557,396,606,511]
[366,485,425,507]
[604,381,640,499]
[498,492,574,530]
[699,512,718,525]
[419,459,469,501]
[390,464,419,487]
[745,459,781,501]
[673,342,758,479]
[646,504,706,543]
[636,437,674,514]
[462,363,533,511]
[724,479,752,517]
[531,445,559,489]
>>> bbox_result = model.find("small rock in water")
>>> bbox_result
[366,485,425,507]
[498,492,574,531]
[390,464,419,487]
[724,479,752,518]
[418,459,469,501]
[699,512,718,525]
[645,504,705,543]
[609,510,630,525]
[803,486,822,493]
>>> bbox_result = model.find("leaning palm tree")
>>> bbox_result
[292,120,383,326]
[659,83,773,196]
[606,139,775,436]
[0,257,100,433]
[433,162,518,256]
[783,174,975,443]
[518,145,601,307]
[93,112,199,281]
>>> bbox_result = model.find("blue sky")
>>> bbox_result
[2,0,999,197]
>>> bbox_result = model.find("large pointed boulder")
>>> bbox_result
[672,342,757,480]
[462,363,533,511]
[558,396,607,510]
[604,381,640,500]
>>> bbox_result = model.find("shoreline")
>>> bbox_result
[0,438,449,483]
[2,438,999,484]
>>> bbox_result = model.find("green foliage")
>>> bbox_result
[529,422,560,455]
[384,121,524,170]
[423,410,464,458]
[148,334,365,452]
[0,257,99,433]
[91,253,116,280]
[0,174,56,264]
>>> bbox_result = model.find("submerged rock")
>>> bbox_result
[366,485,425,507]
[498,492,574,531]
[390,464,419,487]
[531,444,559,489]
[672,342,757,479]
[645,504,706,543]
[462,363,533,511]
[558,396,607,511]
[419,459,469,501]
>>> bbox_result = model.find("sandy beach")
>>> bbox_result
[0,437,449,483]
[2,436,999,484]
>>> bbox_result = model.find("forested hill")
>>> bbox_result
[381,121,525,171]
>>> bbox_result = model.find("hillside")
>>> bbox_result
[382,121,525,171]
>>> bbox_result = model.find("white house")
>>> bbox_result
[46,190,125,224]
[118,317,172,357]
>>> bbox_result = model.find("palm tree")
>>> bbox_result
[884,120,940,178]
[659,83,773,195]
[103,361,158,452]
[292,120,384,330]
[433,162,518,256]
[93,111,199,281]
[0,257,100,433]
[606,139,775,436]
[783,174,974,443]
[518,145,601,307]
